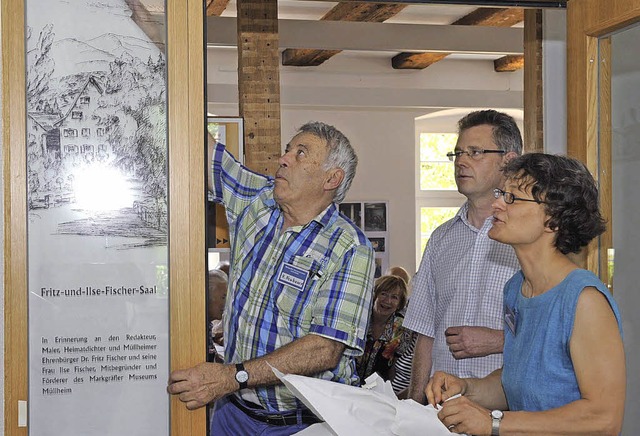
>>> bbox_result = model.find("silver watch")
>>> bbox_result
[235,363,249,389]
[491,410,504,435]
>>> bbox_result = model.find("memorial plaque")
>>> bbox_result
[26,1,169,435]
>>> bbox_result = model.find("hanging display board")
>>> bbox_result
[339,201,389,278]
[26,1,169,435]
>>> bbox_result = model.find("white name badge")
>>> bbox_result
[277,262,309,292]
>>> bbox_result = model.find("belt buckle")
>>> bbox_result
[267,414,293,426]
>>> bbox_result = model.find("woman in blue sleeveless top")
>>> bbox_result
[425,153,625,435]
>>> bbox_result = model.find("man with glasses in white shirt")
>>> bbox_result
[404,110,522,404]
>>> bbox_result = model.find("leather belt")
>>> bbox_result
[228,395,321,426]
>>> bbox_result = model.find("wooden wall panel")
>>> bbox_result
[566,0,640,275]
[2,0,28,433]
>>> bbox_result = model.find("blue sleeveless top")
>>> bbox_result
[502,269,622,411]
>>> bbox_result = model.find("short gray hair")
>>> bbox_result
[297,121,357,203]
[457,110,523,155]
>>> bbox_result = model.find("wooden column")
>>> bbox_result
[167,0,207,433]
[523,9,544,153]
[237,0,281,175]
[2,0,28,433]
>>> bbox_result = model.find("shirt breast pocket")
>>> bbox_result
[276,256,323,327]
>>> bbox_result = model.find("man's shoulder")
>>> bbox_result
[427,213,463,245]
[331,213,372,250]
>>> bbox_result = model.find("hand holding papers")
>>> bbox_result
[270,366,452,436]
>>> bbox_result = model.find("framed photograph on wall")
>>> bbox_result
[207,117,243,250]
[342,200,389,278]
[369,237,385,252]
[364,202,387,232]
[339,202,362,228]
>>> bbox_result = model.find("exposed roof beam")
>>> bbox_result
[207,17,524,54]
[124,0,165,51]
[208,83,523,110]
[452,7,524,26]
[206,0,230,16]
[301,0,565,7]
[494,54,525,71]
[282,3,406,67]
[392,7,524,70]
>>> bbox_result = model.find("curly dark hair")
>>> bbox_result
[373,275,408,313]
[502,153,606,254]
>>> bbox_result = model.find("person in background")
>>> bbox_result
[356,275,412,392]
[214,260,230,277]
[207,268,228,362]
[168,121,375,436]
[384,265,415,397]
[386,265,411,287]
[404,110,522,403]
[426,153,625,435]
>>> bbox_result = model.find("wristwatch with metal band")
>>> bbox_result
[491,410,504,435]
[235,362,249,390]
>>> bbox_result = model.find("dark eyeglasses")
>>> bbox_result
[493,188,545,205]
[446,149,505,161]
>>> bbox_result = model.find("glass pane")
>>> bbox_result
[26,0,169,434]
[419,207,459,254]
[420,162,457,190]
[419,133,458,161]
[609,22,640,432]
[419,133,457,190]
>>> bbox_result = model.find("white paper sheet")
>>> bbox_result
[270,367,452,436]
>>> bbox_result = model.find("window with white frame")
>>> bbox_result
[415,129,465,263]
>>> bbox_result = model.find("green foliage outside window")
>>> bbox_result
[420,133,458,190]
[420,207,459,254]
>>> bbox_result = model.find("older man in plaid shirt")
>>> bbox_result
[168,121,375,435]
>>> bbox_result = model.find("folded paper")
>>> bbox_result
[270,366,452,436]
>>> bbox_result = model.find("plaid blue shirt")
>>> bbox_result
[211,143,375,412]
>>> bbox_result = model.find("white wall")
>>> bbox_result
[283,108,420,275]
[208,47,524,274]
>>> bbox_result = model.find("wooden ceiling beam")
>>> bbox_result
[453,7,524,26]
[206,0,230,17]
[392,7,524,70]
[494,54,525,72]
[282,2,406,67]
[321,2,407,21]
[391,52,450,69]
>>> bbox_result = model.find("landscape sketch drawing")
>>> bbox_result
[26,0,168,250]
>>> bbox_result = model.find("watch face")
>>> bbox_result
[236,371,249,383]
[491,410,504,420]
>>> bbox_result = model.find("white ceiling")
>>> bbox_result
[138,0,524,62]
[221,0,481,25]
[138,0,523,27]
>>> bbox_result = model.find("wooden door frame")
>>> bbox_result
[2,0,207,434]
[566,0,640,281]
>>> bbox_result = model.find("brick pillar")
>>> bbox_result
[237,0,281,175]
